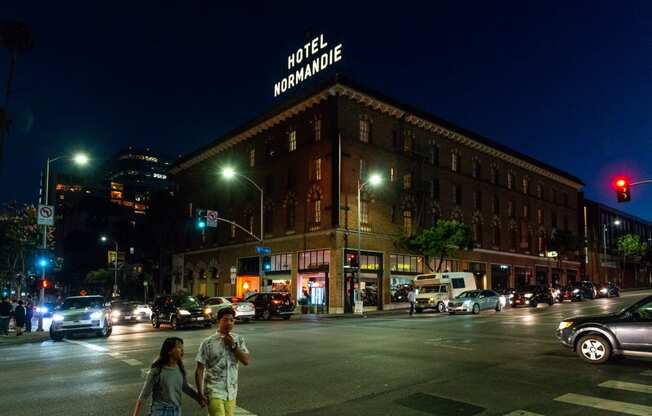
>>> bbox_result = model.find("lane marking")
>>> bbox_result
[503,411,544,416]
[122,358,144,366]
[641,370,652,376]
[599,380,652,394]
[64,339,108,352]
[554,393,652,416]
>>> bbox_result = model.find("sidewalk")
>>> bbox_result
[0,317,51,347]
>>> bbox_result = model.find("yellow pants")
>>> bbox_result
[208,397,236,416]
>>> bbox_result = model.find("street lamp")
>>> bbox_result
[356,173,382,314]
[100,235,119,297]
[221,167,264,290]
[36,151,90,331]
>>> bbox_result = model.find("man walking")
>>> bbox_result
[407,286,416,316]
[0,297,11,335]
[13,300,26,336]
[195,307,250,416]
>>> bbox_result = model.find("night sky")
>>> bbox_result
[1,1,651,219]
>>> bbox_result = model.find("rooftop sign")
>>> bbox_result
[274,34,342,97]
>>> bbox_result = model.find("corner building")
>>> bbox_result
[170,76,584,314]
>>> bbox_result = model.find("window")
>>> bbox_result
[493,226,501,247]
[492,195,499,215]
[390,167,395,182]
[403,210,413,236]
[472,160,481,179]
[403,173,412,190]
[403,132,413,153]
[360,199,369,224]
[508,201,514,218]
[522,177,529,194]
[433,179,440,200]
[453,184,462,206]
[286,202,295,229]
[314,158,322,181]
[230,223,236,239]
[249,148,255,167]
[452,278,465,289]
[314,119,321,142]
[507,172,514,190]
[359,158,366,179]
[538,236,544,254]
[552,211,558,228]
[359,119,370,143]
[510,229,518,250]
[490,166,498,185]
[537,208,543,225]
[289,130,297,152]
[523,203,529,219]
[474,191,482,210]
[313,199,321,224]
[390,255,424,273]
[473,223,482,245]
[298,250,330,270]
[536,184,542,199]
[451,152,460,172]
[269,253,292,272]
[430,144,439,166]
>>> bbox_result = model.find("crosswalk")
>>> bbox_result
[504,372,652,416]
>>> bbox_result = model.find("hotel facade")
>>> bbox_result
[169,77,584,313]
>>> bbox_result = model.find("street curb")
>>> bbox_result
[292,308,409,320]
[0,331,50,346]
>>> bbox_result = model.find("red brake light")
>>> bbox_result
[272,299,281,305]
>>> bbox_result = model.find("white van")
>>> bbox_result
[413,272,477,313]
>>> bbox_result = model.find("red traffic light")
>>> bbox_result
[40,279,49,289]
[614,177,631,203]
[616,179,626,188]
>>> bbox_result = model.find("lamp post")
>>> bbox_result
[222,167,264,291]
[37,152,89,331]
[100,235,119,297]
[356,173,382,314]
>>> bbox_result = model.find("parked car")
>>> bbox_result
[512,285,555,307]
[50,295,112,341]
[204,297,255,323]
[246,292,294,320]
[110,301,152,324]
[561,281,596,301]
[597,282,620,298]
[448,290,503,314]
[498,288,517,307]
[151,295,212,330]
[557,295,652,364]
[415,272,478,313]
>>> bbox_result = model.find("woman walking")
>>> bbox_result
[133,337,203,416]
[13,300,26,336]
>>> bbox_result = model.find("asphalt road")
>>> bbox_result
[1,291,651,416]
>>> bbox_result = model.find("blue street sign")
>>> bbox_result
[256,246,272,255]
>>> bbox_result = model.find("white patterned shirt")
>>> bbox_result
[196,332,248,400]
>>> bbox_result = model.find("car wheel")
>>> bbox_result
[437,302,446,313]
[577,334,611,364]
[262,310,272,321]
[472,303,480,314]
[171,316,179,330]
[495,302,502,312]
[100,320,112,337]
[531,300,538,308]
[152,315,160,329]
[50,330,64,341]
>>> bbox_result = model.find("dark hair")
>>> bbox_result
[152,337,186,378]
[217,307,235,321]
[18,300,23,305]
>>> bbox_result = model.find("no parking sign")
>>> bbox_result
[37,204,55,226]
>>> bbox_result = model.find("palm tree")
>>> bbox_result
[0,20,33,172]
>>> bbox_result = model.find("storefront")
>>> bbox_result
[261,253,292,293]
[535,266,549,286]
[566,269,577,285]
[344,250,383,311]
[389,254,424,305]
[237,257,260,298]
[468,262,487,289]
[490,264,511,291]
[551,268,562,287]
[514,267,531,288]
[297,249,330,314]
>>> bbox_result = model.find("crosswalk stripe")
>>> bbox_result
[600,380,652,394]
[503,410,544,416]
[555,393,652,416]
[64,339,107,352]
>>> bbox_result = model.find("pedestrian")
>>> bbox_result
[0,297,11,335]
[25,300,34,332]
[407,286,416,316]
[133,337,202,416]
[195,307,250,416]
[13,300,26,336]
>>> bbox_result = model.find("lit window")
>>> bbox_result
[536,184,542,199]
[359,119,369,143]
[231,223,236,238]
[451,152,459,172]
[523,204,529,218]
[315,158,322,181]
[507,172,514,190]
[289,130,297,152]
[314,199,321,224]
[403,173,412,190]
[523,178,529,194]
[403,210,413,236]
[361,200,369,224]
[537,208,543,225]
[430,144,439,166]
[249,148,255,167]
[314,119,321,142]
[390,167,395,182]
[403,133,413,153]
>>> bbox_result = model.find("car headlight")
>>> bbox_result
[178,309,191,315]
[600,288,608,293]
[524,293,533,299]
[52,313,64,322]
[573,289,580,294]
[112,310,121,317]
[428,297,435,304]
[558,321,573,330]
[499,295,507,306]
[90,311,102,320]
[204,308,212,315]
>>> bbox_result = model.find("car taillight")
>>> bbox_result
[272,299,281,305]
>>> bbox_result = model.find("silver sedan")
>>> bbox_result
[447,290,504,314]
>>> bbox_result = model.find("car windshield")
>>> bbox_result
[61,297,103,310]
[176,296,201,308]
[418,285,439,294]
[457,291,479,299]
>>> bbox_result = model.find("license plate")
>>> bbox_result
[196,317,204,321]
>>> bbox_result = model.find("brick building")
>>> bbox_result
[582,198,652,288]
[169,76,584,314]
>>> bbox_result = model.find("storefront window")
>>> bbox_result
[428,258,459,272]
[360,273,378,307]
[298,249,330,270]
[269,253,292,272]
[390,277,413,303]
[298,273,327,313]
[390,254,424,273]
[272,279,290,292]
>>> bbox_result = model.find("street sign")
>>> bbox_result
[37,204,55,226]
[206,210,218,228]
[230,266,237,285]
[256,246,272,255]
[107,250,126,269]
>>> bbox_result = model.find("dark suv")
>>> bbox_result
[246,292,295,320]
[151,295,211,330]
[512,285,554,307]
[566,280,597,301]
[557,295,652,364]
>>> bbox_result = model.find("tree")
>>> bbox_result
[85,268,113,296]
[617,233,645,285]
[548,229,578,283]
[410,219,473,272]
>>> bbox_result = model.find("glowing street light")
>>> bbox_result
[222,166,236,179]
[73,152,90,166]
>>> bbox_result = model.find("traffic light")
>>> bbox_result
[615,178,631,203]
[36,256,50,269]
[195,209,206,229]
[262,256,272,272]
[40,279,49,289]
